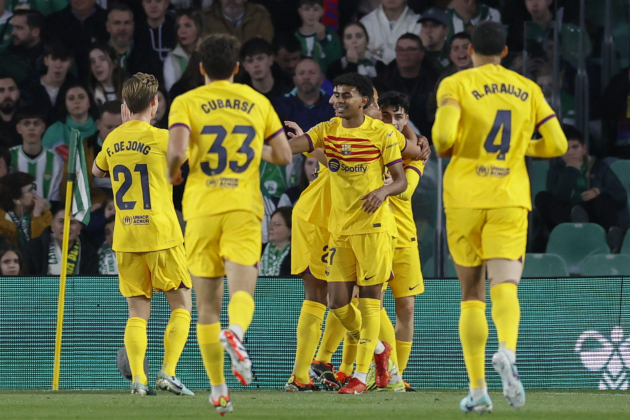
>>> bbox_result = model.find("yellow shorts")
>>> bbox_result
[185,211,261,278]
[291,215,329,280]
[445,207,528,267]
[117,244,191,298]
[390,246,424,298]
[326,232,393,287]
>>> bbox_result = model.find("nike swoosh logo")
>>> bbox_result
[359,339,371,344]
[365,275,376,281]
[409,285,420,291]
[387,132,393,137]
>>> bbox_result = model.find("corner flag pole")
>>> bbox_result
[52,131,79,391]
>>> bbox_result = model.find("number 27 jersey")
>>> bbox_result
[168,81,284,222]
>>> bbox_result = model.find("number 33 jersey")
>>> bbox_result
[437,64,556,210]
[168,81,284,222]
[95,120,183,252]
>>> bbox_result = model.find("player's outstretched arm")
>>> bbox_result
[262,131,292,165]
[167,126,190,184]
[526,116,568,158]
[288,134,314,155]
[432,98,461,157]
[362,162,407,214]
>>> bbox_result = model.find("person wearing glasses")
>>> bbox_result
[374,33,439,140]
[0,171,52,249]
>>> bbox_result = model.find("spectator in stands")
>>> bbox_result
[10,106,63,203]
[85,191,115,247]
[0,146,9,177]
[240,37,292,102]
[327,21,380,80]
[42,82,97,160]
[88,44,124,105]
[535,125,627,251]
[278,155,318,207]
[105,3,135,75]
[0,0,13,53]
[98,215,117,275]
[0,74,22,148]
[0,171,52,248]
[259,207,292,276]
[0,243,24,276]
[151,87,170,129]
[20,41,75,124]
[133,0,176,85]
[374,33,438,137]
[46,0,108,79]
[0,9,45,84]
[360,0,421,65]
[447,0,501,36]
[203,0,274,44]
[418,7,451,71]
[163,8,203,92]
[594,67,630,159]
[273,32,302,80]
[295,0,342,74]
[23,206,98,275]
[273,57,336,135]
[6,0,67,16]
[168,50,203,99]
[524,0,554,52]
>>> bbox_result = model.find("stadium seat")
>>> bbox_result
[529,159,549,207]
[546,223,609,275]
[610,160,630,208]
[580,254,630,276]
[522,253,569,277]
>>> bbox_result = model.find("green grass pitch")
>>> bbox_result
[2,390,630,420]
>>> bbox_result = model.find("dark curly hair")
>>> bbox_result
[332,73,374,108]
[378,91,410,115]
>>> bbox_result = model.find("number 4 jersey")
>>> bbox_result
[168,81,284,222]
[436,64,557,210]
[95,120,183,252]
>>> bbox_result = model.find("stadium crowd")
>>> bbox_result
[0,0,628,277]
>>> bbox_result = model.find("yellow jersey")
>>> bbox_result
[436,64,558,210]
[168,81,284,221]
[293,162,331,229]
[95,120,183,253]
[390,159,425,248]
[306,116,405,236]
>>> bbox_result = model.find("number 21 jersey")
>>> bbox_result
[169,81,284,222]
[437,64,556,210]
[95,121,183,253]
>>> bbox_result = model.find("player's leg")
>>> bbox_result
[395,296,414,382]
[484,207,528,409]
[336,291,360,384]
[446,208,493,413]
[117,251,155,396]
[375,290,403,392]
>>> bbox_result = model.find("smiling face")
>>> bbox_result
[332,84,367,120]
[177,15,199,48]
[450,37,472,70]
[65,87,90,119]
[343,24,368,56]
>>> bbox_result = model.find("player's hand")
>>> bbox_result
[172,167,184,186]
[417,135,431,162]
[121,102,132,123]
[284,121,304,138]
[581,188,599,201]
[361,188,388,214]
[383,172,393,186]
[90,202,103,212]
[346,47,359,63]
[314,22,327,41]
[562,155,583,169]
[32,193,46,217]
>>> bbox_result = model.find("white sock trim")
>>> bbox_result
[374,340,385,354]
[353,371,367,384]
[211,383,229,399]
[470,386,488,399]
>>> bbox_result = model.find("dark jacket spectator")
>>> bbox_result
[0,74,23,148]
[203,1,274,44]
[0,9,46,84]
[131,12,177,86]
[593,68,630,159]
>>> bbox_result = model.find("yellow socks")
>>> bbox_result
[339,335,358,375]
[459,300,488,389]
[379,308,398,368]
[294,300,326,383]
[490,283,520,352]
[330,301,362,342]
[396,340,412,376]
[124,317,148,385]
[356,298,380,374]
[316,307,349,364]
[161,309,191,376]
[197,323,225,386]
[228,291,255,338]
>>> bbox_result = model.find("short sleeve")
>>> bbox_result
[94,147,109,172]
[436,76,460,106]
[305,121,328,152]
[264,104,284,143]
[533,84,557,130]
[382,129,403,168]
[168,96,191,131]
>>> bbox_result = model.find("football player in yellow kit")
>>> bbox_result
[166,34,292,415]
[432,21,567,413]
[93,73,194,397]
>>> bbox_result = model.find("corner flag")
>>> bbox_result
[68,128,91,224]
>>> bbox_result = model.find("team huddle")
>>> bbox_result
[93,21,568,416]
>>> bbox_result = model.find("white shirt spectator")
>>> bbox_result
[163,44,191,92]
[360,5,421,65]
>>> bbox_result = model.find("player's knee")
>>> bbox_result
[395,298,415,323]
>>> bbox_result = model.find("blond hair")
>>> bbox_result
[122,73,158,113]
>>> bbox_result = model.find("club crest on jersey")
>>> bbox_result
[341,144,352,155]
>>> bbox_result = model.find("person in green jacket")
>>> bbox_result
[42,82,97,160]
[294,0,341,75]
